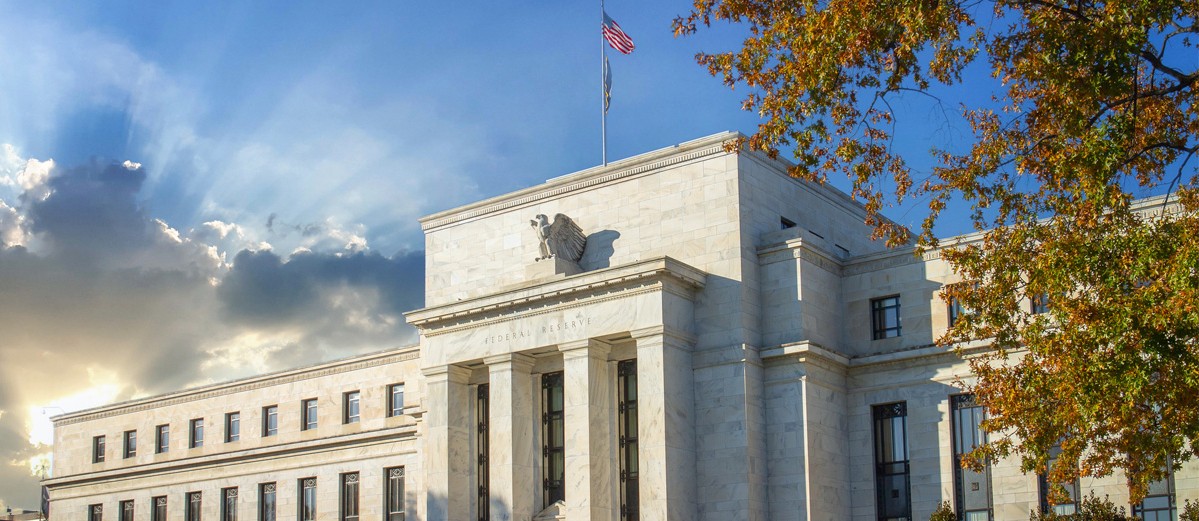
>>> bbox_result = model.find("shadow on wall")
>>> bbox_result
[580,230,620,270]
[422,493,516,521]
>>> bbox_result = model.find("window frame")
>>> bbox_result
[477,384,490,521]
[871,295,902,340]
[93,435,106,463]
[156,424,169,454]
[119,500,134,521]
[298,477,317,521]
[388,384,405,417]
[225,412,241,443]
[385,467,405,521]
[189,418,204,448]
[89,504,103,521]
[123,430,136,458]
[258,483,276,521]
[950,394,992,521]
[340,472,360,521]
[1038,445,1081,515]
[301,399,318,431]
[220,487,238,521]
[343,391,360,424]
[542,371,565,507]
[618,359,640,521]
[152,497,167,521]
[262,405,278,437]
[873,401,911,521]
[1031,292,1050,315]
[186,491,202,521]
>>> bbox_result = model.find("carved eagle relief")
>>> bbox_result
[530,213,587,263]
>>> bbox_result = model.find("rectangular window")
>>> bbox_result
[93,435,106,463]
[388,384,405,417]
[1031,293,1049,314]
[190,418,204,448]
[1038,445,1080,515]
[152,497,167,521]
[258,483,276,521]
[1134,466,1176,521]
[873,402,911,521]
[220,487,238,521]
[872,296,902,339]
[951,394,991,521]
[302,399,318,431]
[123,430,136,458]
[298,478,317,521]
[262,405,278,437]
[89,504,103,521]
[186,491,202,521]
[119,500,134,521]
[344,391,360,424]
[618,360,640,521]
[156,424,169,454]
[477,384,490,521]
[226,412,240,442]
[948,297,963,327]
[542,371,565,507]
[385,467,405,521]
[340,473,359,521]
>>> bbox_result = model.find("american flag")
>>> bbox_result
[602,12,635,54]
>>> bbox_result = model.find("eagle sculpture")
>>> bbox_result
[530,213,587,263]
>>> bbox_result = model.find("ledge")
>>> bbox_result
[405,256,706,329]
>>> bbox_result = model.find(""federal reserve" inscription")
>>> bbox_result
[481,316,594,344]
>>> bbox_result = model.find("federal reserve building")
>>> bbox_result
[44,132,1197,521]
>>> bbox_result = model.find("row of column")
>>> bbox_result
[423,328,695,521]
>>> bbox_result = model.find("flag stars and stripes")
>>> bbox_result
[602,12,635,54]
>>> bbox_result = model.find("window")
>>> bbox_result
[388,384,405,417]
[226,412,240,442]
[156,424,169,453]
[1038,445,1080,515]
[93,435,106,463]
[618,360,640,521]
[951,394,991,521]
[120,500,134,521]
[89,504,103,521]
[1133,465,1177,521]
[298,478,317,521]
[152,497,167,521]
[542,371,565,507]
[780,216,797,229]
[343,391,360,424]
[189,418,204,448]
[186,492,202,521]
[302,399,318,431]
[477,384,490,521]
[221,487,238,521]
[258,483,276,521]
[873,402,911,521]
[948,297,963,327]
[872,296,902,339]
[385,467,405,521]
[1031,292,1049,314]
[123,430,136,458]
[340,473,359,521]
[262,405,278,437]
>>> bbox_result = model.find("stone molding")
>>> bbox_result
[757,236,846,276]
[558,338,612,359]
[419,133,739,232]
[483,352,536,371]
[54,347,420,426]
[406,256,706,335]
[43,424,418,489]
[421,364,472,382]
[628,325,698,349]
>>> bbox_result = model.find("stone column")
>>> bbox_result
[632,327,697,521]
[558,338,614,521]
[485,353,536,521]
[422,365,472,521]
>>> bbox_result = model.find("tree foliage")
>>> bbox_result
[675,0,1198,503]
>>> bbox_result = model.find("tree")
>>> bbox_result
[675,0,1198,503]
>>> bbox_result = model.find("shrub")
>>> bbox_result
[929,501,955,521]
[1181,499,1199,521]
[1028,493,1134,521]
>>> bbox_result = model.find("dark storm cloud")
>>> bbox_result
[26,161,153,261]
[218,248,424,328]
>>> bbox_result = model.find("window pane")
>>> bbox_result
[390,384,405,417]
[299,478,317,521]
[263,406,278,437]
[386,467,405,521]
[259,483,276,521]
[153,497,167,521]
[345,392,360,424]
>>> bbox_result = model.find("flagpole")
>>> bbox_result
[601,0,608,166]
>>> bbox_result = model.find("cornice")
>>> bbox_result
[405,256,706,332]
[54,346,420,426]
[419,132,740,231]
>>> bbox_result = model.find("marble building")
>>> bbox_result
[46,132,1197,521]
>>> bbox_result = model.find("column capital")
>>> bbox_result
[421,364,472,383]
[558,338,611,359]
[483,352,536,373]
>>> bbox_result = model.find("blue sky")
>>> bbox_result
[0,1,975,508]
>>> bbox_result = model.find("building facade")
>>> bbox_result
[47,132,1197,521]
